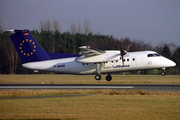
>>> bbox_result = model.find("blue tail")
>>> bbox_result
[10,29,50,63]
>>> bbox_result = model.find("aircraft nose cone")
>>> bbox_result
[170,61,176,67]
[162,57,176,67]
[166,59,176,67]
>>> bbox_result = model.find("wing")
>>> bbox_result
[76,46,106,63]
[79,46,106,57]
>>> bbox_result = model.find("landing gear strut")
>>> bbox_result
[95,63,103,80]
[106,74,112,81]
[161,67,166,76]
[95,63,112,81]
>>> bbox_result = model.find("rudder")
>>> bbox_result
[10,29,50,63]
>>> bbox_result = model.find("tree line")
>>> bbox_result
[0,22,180,74]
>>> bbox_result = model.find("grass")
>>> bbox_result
[0,74,180,85]
[0,94,180,119]
[0,75,180,119]
[0,89,98,97]
[1,89,180,97]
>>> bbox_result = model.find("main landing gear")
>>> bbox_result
[95,63,112,81]
[95,74,101,80]
[95,74,112,81]
[106,74,112,81]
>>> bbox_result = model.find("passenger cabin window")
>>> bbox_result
[147,53,161,57]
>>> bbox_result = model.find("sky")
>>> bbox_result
[1,0,180,46]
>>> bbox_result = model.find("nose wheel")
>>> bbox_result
[161,71,165,76]
[161,67,166,76]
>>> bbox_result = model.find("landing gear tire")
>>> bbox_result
[106,75,112,81]
[161,71,165,76]
[95,74,101,80]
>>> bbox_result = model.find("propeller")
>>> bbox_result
[119,42,127,67]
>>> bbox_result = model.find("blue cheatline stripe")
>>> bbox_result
[46,52,80,59]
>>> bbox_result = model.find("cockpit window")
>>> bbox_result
[147,53,161,57]
[154,53,161,56]
[148,54,154,57]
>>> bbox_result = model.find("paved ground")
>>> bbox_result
[0,84,180,91]
[1,84,180,99]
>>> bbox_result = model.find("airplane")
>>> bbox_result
[9,29,176,81]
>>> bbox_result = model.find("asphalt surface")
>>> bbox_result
[1,84,180,99]
[0,84,180,92]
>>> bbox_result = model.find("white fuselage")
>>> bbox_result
[22,51,176,74]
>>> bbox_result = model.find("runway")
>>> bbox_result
[0,84,180,92]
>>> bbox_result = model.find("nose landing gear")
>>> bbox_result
[161,67,166,76]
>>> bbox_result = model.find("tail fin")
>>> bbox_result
[10,29,50,63]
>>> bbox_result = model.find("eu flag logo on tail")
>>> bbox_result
[19,39,36,56]
[10,29,50,63]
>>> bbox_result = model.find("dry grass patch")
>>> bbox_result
[1,89,180,98]
[0,89,99,97]
[105,89,180,96]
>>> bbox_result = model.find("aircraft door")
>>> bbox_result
[131,56,137,67]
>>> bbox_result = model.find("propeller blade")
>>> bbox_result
[119,42,126,67]
[122,55,124,67]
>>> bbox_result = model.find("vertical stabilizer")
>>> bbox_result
[10,29,50,63]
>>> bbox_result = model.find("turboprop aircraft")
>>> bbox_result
[9,29,176,81]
